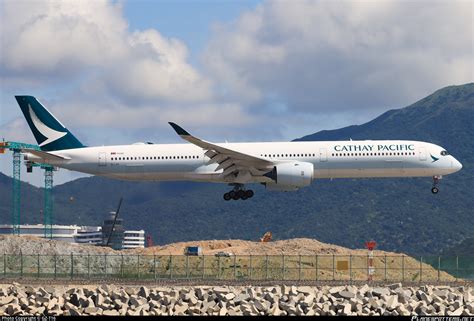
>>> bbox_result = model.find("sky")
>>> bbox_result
[0,0,473,187]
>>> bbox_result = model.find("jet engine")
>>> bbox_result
[264,161,313,191]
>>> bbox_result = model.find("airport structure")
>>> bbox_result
[122,230,147,249]
[0,224,146,249]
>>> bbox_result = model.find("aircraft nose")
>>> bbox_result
[452,158,462,172]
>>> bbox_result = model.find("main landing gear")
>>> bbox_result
[431,175,442,194]
[223,184,254,201]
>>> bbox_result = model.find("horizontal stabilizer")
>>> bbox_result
[22,148,71,162]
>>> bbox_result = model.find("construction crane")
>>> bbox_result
[105,197,123,247]
[0,140,56,238]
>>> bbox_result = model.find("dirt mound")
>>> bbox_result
[0,235,120,255]
[134,238,370,256]
[0,235,457,281]
[132,238,456,282]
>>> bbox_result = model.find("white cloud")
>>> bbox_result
[1,0,472,154]
[105,29,212,103]
[0,118,36,144]
[203,0,473,114]
[1,0,128,73]
[0,0,214,107]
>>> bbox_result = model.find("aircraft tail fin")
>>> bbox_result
[15,96,85,151]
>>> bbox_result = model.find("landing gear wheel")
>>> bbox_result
[224,184,254,201]
[237,190,245,199]
[431,175,441,194]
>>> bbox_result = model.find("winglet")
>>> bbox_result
[168,122,191,136]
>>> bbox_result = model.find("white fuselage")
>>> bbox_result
[31,140,462,185]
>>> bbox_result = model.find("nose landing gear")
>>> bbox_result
[223,184,254,201]
[431,175,442,194]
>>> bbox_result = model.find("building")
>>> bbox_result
[0,224,146,249]
[0,224,92,243]
[74,226,102,245]
[123,230,146,249]
[101,212,125,250]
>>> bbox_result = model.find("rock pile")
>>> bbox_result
[0,283,472,316]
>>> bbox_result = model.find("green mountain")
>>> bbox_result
[441,237,474,256]
[0,83,473,255]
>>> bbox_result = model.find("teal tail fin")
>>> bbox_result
[15,96,85,151]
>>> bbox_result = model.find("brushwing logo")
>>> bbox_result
[430,154,440,162]
[28,104,67,147]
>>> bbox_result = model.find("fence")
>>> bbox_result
[0,254,472,282]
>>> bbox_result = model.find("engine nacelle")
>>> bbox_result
[264,161,313,191]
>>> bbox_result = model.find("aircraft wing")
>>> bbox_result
[169,122,273,181]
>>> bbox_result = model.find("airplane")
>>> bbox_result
[14,95,462,200]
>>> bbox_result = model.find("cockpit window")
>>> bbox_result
[440,150,449,156]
